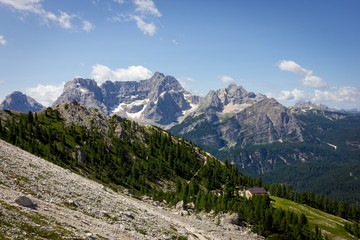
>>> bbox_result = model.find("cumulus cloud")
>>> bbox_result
[312,86,359,103]
[91,64,153,84]
[0,35,6,45]
[131,15,156,36]
[217,75,234,83]
[278,89,306,101]
[0,0,94,32]
[25,82,65,106]
[278,60,327,88]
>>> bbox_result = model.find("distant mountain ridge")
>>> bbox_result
[170,84,303,150]
[0,91,45,112]
[53,72,200,128]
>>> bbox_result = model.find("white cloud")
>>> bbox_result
[0,0,42,12]
[302,75,326,88]
[217,75,234,83]
[172,39,178,45]
[91,64,153,84]
[82,20,95,32]
[131,15,156,36]
[278,89,305,101]
[0,35,7,45]
[25,82,65,107]
[278,60,326,88]
[133,0,161,17]
[57,11,73,29]
[108,0,161,36]
[312,86,359,103]
[278,60,309,76]
[0,0,94,32]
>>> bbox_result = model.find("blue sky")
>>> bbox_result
[0,0,359,110]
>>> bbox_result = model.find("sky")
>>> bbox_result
[0,0,359,110]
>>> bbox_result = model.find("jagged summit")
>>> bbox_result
[52,72,198,129]
[170,85,302,151]
[197,83,266,115]
[294,101,330,110]
[0,91,45,113]
[52,78,106,113]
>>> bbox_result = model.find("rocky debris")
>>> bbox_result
[175,200,185,211]
[0,139,262,240]
[123,188,133,196]
[14,195,37,209]
[186,202,195,210]
[222,213,241,225]
[0,91,45,113]
[72,146,86,163]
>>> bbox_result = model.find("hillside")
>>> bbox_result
[0,139,260,240]
[271,196,357,240]
[261,108,360,204]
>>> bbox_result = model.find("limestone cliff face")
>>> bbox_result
[170,84,303,150]
[53,73,199,129]
[52,78,107,113]
[0,91,45,113]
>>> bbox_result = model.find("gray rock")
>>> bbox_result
[175,200,185,211]
[123,188,133,196]
[186,202,195,210]
[222,213,241,225]
[0,91,45,113]
[52,72,199,129]
[14,195,37,208]
[52,78,107,113]
[72,146,86,163]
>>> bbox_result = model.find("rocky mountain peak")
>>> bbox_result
[294,101,330,111]
[53,77,107,113]
[0,91,45,113]
[200,90,223,112]
[148,72,184,93]
[151,71,165,80]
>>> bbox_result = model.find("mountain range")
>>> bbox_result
[53,72,200,129]
[1,72,360,204]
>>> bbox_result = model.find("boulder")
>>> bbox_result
[186,202,195,209]
[14,195,37,209]
[175,200,185,211]
[72,146,86,163]
[222,213,240,225]
[123,188,133,196]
